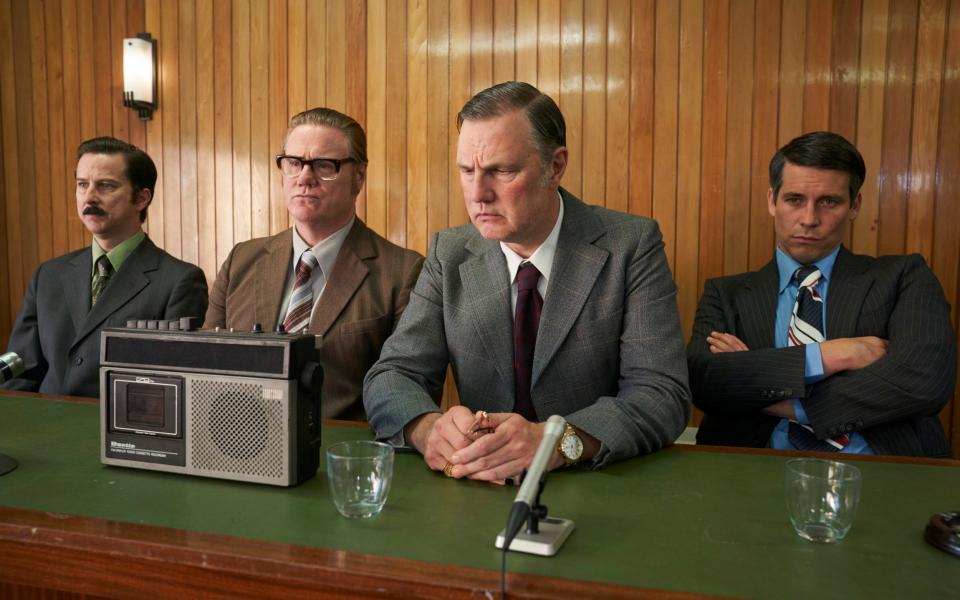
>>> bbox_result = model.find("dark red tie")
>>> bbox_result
[513,262,542,421]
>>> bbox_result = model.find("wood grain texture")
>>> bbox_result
[0,0,958,454]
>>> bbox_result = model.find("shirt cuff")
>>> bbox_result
[792,399,810,425]
[804,342,825,384]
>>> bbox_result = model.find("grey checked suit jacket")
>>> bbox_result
[3,236,209,398]
[363,190,691,467]
[687,247,955,457]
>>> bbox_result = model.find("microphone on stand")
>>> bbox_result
[502,415,566,550]
[0,352,24,384]
[0,351,24,476]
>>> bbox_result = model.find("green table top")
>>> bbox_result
[1,395,957,598]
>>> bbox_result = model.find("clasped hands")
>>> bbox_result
[408,405,558,484]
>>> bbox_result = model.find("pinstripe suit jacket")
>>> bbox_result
[363,191,692,467]
[687,247,956,457]
[3,236,209,398]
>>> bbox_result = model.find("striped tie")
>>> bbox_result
[786,265,850,451]
[91,255,114,307]
[282,251,319,333]
[787,266,824,346]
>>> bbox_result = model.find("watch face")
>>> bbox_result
[562,434,583,459]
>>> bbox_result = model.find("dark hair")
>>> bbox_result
[457,81,565,169]
[77,137,157,222]
[769,131,866,204]
[284,107,368,164]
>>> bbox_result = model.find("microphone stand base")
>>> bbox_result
[495,517,574,556]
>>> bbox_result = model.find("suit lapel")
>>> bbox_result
[736,260,779,349]
[310,220,372,336]
[72,237,158,348]
[532,193,608,387]
[825,246,872,339]
[256,232,292,331]
[461,234,514,409]
[63,250,93,337]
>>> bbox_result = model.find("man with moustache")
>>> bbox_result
[3,137,208,398]
[205,108,423,420]
[364,81,691,479]
[687,131,955,457]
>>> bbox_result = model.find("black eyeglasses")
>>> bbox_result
[275,155,356,181]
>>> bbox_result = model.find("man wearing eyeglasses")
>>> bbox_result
[205,108,424,420]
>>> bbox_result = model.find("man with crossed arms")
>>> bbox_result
[687,131,955,457]
[364,81,691,480]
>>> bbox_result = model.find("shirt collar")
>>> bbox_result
[775,245,840,293]
[500,192,564,285]
[91,230,145,274]
[291,216,355,279]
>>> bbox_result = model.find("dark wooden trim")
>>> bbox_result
[0,506,716,600]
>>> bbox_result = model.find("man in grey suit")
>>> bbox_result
[3,137,208,398]
[364,81,691,481]
[687,131,955,457]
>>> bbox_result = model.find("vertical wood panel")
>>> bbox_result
[852,0,889,257]
[1,0,958,451]
[582,0,607,206]
[675,0,704,341]
[723,0,754,275]
[905,0,947,260]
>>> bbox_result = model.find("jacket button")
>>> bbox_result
[75,357,83,366]
[777,391,786,398]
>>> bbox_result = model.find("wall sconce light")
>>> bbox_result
[122,33,157,120]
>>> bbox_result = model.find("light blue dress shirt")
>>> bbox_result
[769,247,874,454]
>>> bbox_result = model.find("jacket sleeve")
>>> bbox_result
[2,267,46,392]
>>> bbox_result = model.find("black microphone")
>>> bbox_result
[0,352,24,384]
[502,415,566,550]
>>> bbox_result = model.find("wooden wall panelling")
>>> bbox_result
[582,0,607,209]
[877,0,919,257]
[213,0,234,272]
[45,0,68,262]
[723,0,754,276]
[195,0,215,284]
[605,0,630,216]
[652,0,679,270]
[30,0,51,269]
[538,0,560,101]
[675,0,704,341]
[493,0,516,84]
[852,0,889,257]
[249,0,270,241]
[628,0,654,218]
[230,0,249,251]
[287,0,307,125]
[448,0,470,228]
[746,0,779,272]
[407,0,428,257]
[268,0,288,235]
[936,0,960,449]
[472,0,493,94]
[384,0,406,248]
[906,0,948,260]
[559,0,583,200]
[698,0,728,294]
[0,0,11,338]
[365,0,386,235]
[144,0,163,242]
[803,0,834,133]
[427,0,450,239]
[60,1,81,253]
[346,0,367,220]
[179,0,199,268]
[9,0,34,323]
[778,0,806,148]
[325,0,347,115]
[515,0,537,84]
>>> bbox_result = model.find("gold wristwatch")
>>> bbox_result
[557,423,584,467]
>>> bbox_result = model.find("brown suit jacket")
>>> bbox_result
[204,219,424,420]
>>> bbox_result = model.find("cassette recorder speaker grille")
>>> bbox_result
[190,379,286,479]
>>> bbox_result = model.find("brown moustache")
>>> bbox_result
[83,206,107,216]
